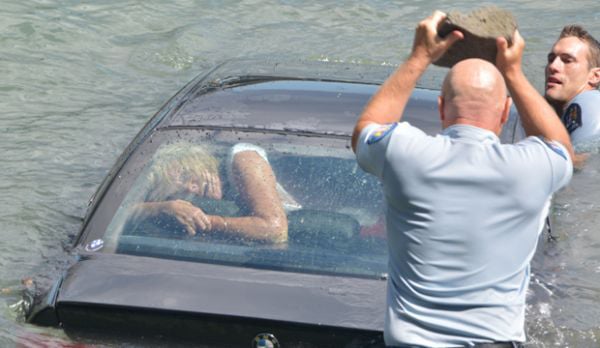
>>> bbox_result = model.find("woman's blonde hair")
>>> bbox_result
[146,142,219,201]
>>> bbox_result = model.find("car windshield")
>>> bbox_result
[99,128,388,279]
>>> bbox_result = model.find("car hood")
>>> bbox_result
[55,253,386,331]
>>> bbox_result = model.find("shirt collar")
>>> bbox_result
[441,124,499,143]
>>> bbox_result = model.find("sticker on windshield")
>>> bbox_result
[542,139,567,161]
[367,123,397,145]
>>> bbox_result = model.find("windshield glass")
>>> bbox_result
[99,128,387,279]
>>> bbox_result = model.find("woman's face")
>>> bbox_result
[167,166,223,200]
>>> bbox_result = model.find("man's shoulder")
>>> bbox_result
[580,89,600,98]
[563,89,600,143]
[567,89,600,113]
[503,137,571,169]
[572,89,600,110]
[360,122,428,147]
[355,122,433,178]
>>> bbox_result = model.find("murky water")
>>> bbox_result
[1,1,599,346]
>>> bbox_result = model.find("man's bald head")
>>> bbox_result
[439,59,511,134]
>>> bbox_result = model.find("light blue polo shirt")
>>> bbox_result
[356,123,572,347]
[562,89,600,145]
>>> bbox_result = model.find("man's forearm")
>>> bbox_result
[504,69,574,160]
[495,32,574,161]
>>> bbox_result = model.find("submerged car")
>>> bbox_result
[26,60,520,347]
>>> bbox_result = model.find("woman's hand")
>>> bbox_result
[198,169,222,199]
[163,199,211,236]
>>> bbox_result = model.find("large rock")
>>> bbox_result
[434,6,517,68]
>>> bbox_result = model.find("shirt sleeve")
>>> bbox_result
[564,90,600,145]
[356,122,428,178]
[226,143,269,191]
[229,143,268,162]
[526,136,573,192]
[355,123,391,178]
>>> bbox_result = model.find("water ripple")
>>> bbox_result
[1,0,600,346]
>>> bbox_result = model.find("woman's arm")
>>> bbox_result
[208,150,288,244]
[131,200,212,236]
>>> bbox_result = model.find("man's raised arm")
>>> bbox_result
[351,11,463,152]
[496,31,575,162]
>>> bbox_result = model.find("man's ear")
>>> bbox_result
[589,67,600,88]
[495,96,512,136]
[438,95,445,122]
[501,96,512,125]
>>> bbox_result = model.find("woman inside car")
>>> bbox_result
[129,142,290,244]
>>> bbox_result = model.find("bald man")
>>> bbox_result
[352,11,573,347]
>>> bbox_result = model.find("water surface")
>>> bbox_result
[1,1,600,346]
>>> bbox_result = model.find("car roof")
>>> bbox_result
[162,78,442,137]
[150,59,445,137]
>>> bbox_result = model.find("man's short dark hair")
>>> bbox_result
[559,25,600,69]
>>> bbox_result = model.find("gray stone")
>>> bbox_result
[434,6,517,68]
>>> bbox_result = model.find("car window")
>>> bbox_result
[99,129,388,279]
